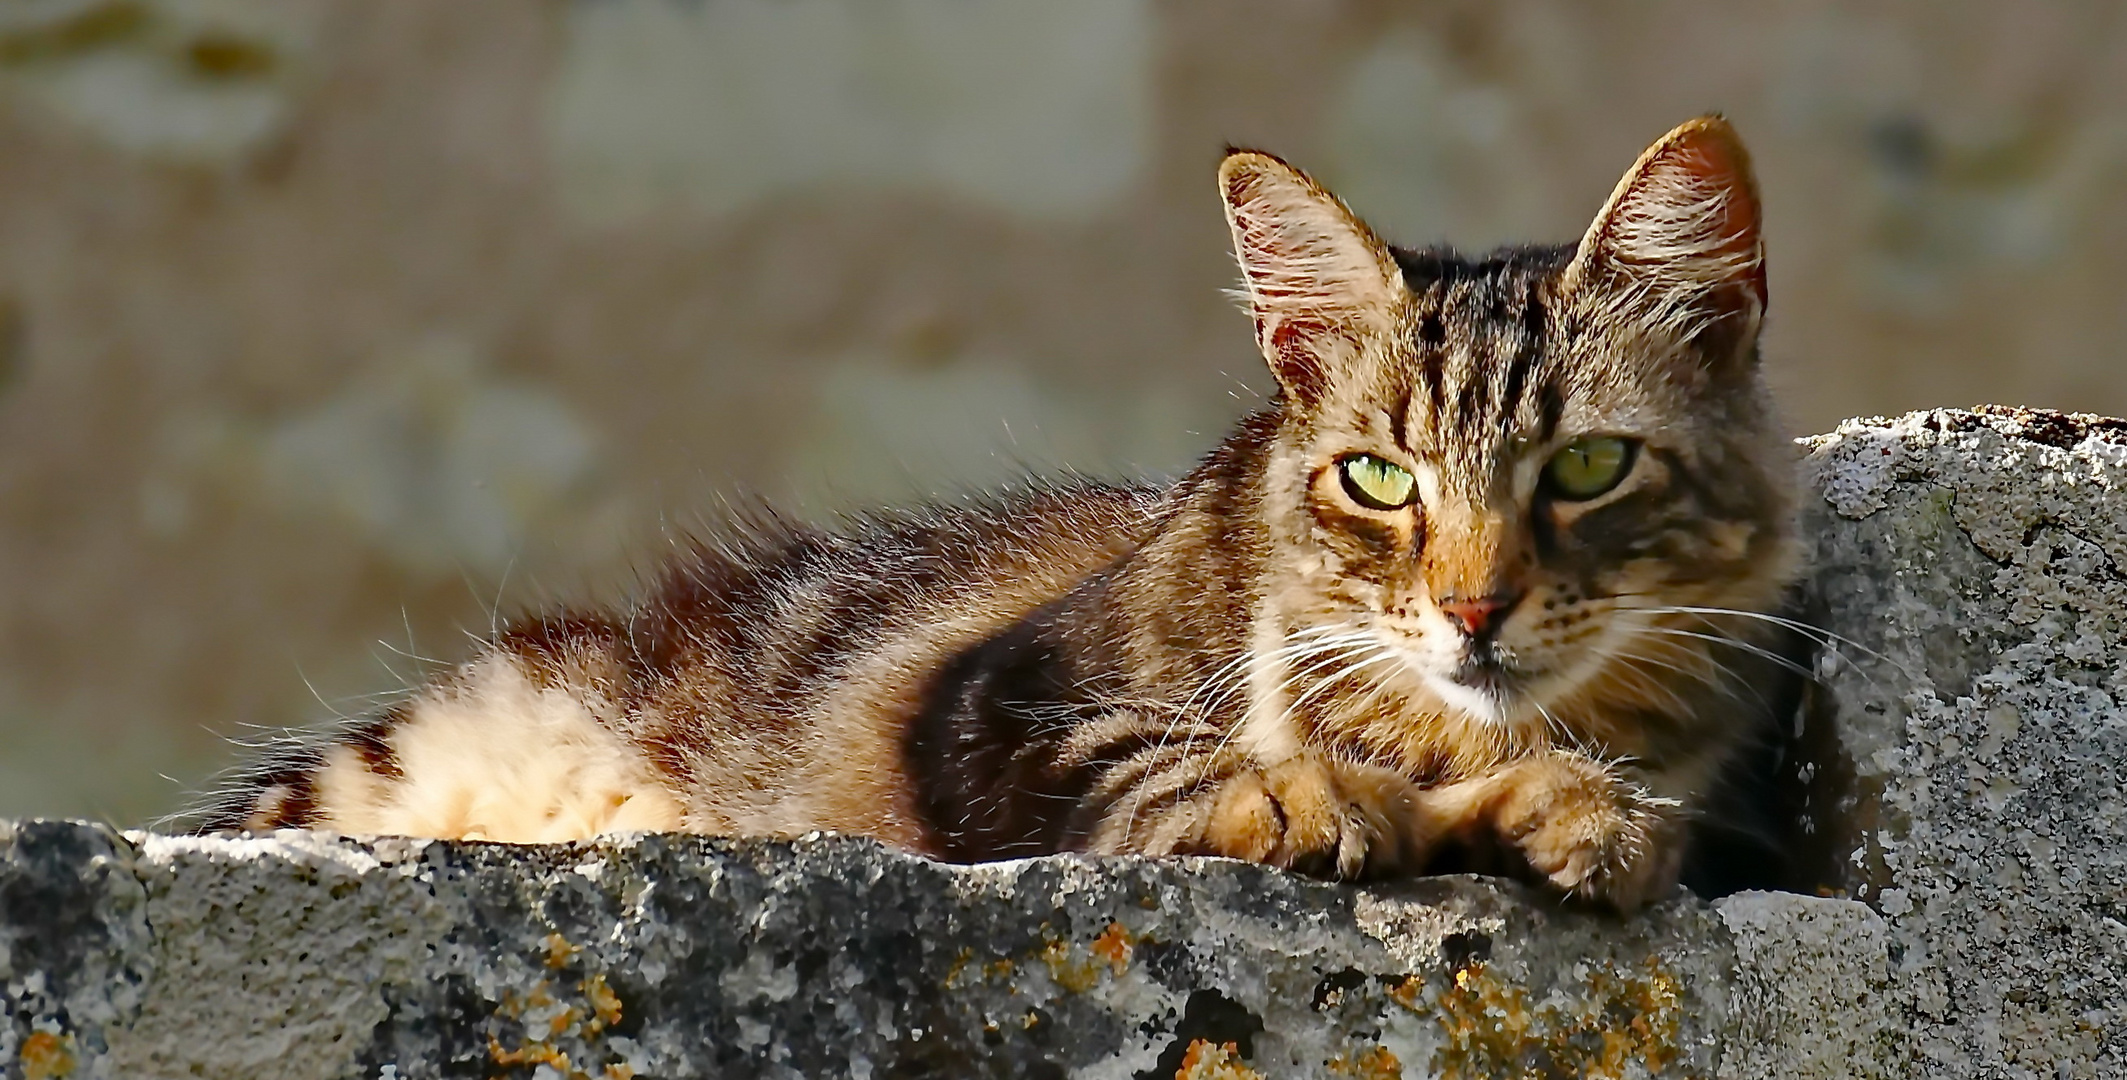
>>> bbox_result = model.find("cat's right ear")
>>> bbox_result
[1220,150,1407,403]
[1562,116,1766,367]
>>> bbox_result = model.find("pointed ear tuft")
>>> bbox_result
[1564,116,1766,363]
[1219,150,1405,401]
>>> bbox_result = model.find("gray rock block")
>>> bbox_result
[2,407,2120,1078]
[1802,407,2127,1077]
[3,822,1880,1079]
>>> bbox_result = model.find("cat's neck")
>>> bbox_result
[1105,406,1280,654]
[1103,407,1339,758]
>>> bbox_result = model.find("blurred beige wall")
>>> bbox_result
[2,0,2123,821]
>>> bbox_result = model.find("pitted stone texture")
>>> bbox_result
[0,821,154,1080]
[1715,891,1896,1079]
[1804,407,2127,1076]
[0,823,1884,1079]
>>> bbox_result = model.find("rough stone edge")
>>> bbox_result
[1714,892,1894,1079]
[0,819,1900,1079]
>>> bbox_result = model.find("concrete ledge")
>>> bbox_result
[2,821,1882,1079]
[7,407,2127,1078]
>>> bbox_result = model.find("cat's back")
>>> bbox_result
[211,479,1169,849]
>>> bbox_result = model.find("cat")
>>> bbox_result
[204,116,1798,912]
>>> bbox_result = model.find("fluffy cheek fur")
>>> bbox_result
[1508,454,1796,725]
[1256,436,1391,620]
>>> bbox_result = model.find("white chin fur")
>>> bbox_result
[1425,675,1515,726]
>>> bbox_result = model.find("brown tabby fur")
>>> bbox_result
[204,117,1797,911]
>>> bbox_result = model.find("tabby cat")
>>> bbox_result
[208,116,1797,912]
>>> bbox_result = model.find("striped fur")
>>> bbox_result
[204,117,1799,911]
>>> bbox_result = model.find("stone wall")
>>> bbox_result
[4,408,2124,1077]
[2,823,1884,1080]
[1799,407,2127,1073]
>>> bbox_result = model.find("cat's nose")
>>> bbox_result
[1438,591,1523,642]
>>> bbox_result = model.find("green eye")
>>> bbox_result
[1543,437,1636,500]
[1337,454,1417,511]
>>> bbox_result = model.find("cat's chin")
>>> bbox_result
[1423,673,1525,728]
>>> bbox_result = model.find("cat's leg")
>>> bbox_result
[1417,751,1687,910]
[1083,751,1441,880]
[215,651,686,842]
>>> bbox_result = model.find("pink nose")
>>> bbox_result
[1438,592,1522,640]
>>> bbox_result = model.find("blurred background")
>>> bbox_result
[2,0,2123,822]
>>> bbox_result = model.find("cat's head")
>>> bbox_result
[1221,116,1795,731]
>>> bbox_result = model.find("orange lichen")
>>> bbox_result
[543,933,581,970]
[1432,961,1534,1073]
[548,1005,582,1038]
[1326,1044,1402,1079]
[582,973,624,1030]
[1386,974,1425,1011]
[1173,1039,1266,1080]
[21,1031,74,1080]
[1040,936,1105,993]
[942,946,1038,995]
[488,1033,574,1073]
[1090,921,1135,975]
[488,949,635,1079]
[1424,956,1689,1080]
[943,947,977,989]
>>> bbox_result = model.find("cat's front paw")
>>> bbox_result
[1191,755,1431,881]
[1451,753,1683,911]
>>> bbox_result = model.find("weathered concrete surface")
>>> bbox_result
[1802,407,2127,1077]
[9,406,2127,1078]
[1,821,1879,1079]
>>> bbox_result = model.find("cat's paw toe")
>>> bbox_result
[1199,756,1422,881]
[1488,755,1680,911]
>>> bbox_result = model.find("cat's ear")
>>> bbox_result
[1563,116,1765,366]
[1220,150,1407,401]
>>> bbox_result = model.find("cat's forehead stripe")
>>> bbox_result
[1398,253,1563,454]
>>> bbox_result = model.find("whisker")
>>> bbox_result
[1632,625,1820,682]
[1633,604,1915,678]
[1285,649,1400,719]
[1123,623,1379,829]
[1610,634,1764,705]
[1598,648,1708,716]
[1530,698,1570,750]
[1194,642,1379,768]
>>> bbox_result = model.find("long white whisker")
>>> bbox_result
[1633,625,1819,681]
[1612,633,1759,697]
[1286,649,1400,719]
[1634,604,1913,676]
[1190,647,1393,787]
[1530,698,1569,750]
[1597,650,1702,716]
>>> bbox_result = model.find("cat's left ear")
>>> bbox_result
[1563,115,1766,367]
[1220,150,1407,402]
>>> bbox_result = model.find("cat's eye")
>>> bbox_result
[1543,437,1636,500]
[1337,454,1417,511]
